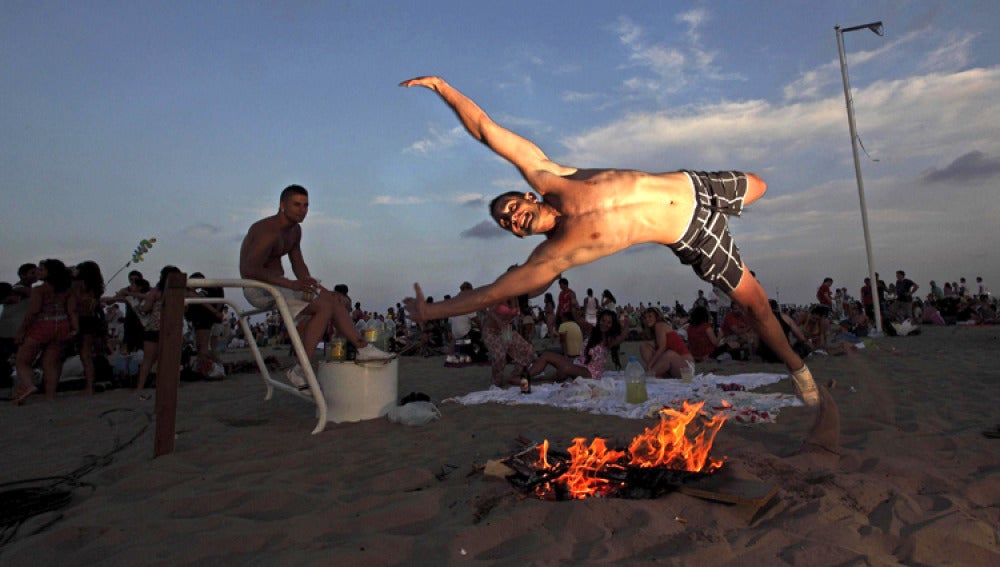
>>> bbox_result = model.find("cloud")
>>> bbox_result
[676,8,707,43]
[307,217,362,229]
[609,12,734,100]
[370,192,487,207]
[455,193,486,208]
[402,125,465,154]
[182,223,222,239]
[371,195,427,205]
[783,30,922,102]
[561,90,601,103]
[920,31,977,73]
[460,220,506,239]
[559,65,1000,177]
[919,151,1000,183]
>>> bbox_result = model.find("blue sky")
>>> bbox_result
[3,1,999,311]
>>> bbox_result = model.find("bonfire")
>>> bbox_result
[506,401,727,500]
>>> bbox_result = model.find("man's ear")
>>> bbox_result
[524,192,538,203]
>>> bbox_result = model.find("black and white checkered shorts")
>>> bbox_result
[667,170,748,295]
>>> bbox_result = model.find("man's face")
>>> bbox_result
[492,193,537,237]
[281,194,309,224]
[20,267,38,284]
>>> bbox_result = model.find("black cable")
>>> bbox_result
[0,407,152,548]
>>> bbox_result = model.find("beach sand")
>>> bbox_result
[2,325,999,565]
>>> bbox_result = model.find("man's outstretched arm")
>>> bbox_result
[405,254,564,323]
[400,76,574,185]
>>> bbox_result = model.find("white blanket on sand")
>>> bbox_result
[445,371,802,423]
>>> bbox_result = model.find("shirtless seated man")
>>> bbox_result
[399,76,838,451]
[240,184,367,392]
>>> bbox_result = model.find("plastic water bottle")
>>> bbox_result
[364,315,380,346]
[373,316,387,351]
[383,317,396,351]
[625,355,648,404]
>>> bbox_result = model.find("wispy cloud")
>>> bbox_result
[920,151,1000,183]
[370,192,488,207]
[402,125,465,154]
[784,30,926,102]
[371,195,427,205]
[182,223,222,239]
[610,11,737,100]
[460,220,506,239]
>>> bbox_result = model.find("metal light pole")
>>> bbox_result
[836,21,884,337]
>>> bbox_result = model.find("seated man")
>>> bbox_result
[556,311,583,357]
[240,184,369,392]
[719,303,757,360]
[798,305,832,351]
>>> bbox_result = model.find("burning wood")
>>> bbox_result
[503,401,727,500]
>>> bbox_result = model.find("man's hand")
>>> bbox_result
[403,283,428,323]
[287,277,319,293]
[399,76,442,90]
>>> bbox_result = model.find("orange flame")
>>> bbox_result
[628,401,726,472]
[534,400,726,499]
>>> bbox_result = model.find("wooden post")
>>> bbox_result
[154,271,187,457]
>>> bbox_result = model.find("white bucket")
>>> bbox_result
[317,358,399,423]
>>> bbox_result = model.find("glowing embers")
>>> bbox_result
[507,401,726,500]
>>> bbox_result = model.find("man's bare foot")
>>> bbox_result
[13,384,38,405]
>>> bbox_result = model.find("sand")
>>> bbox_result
[2,325,999,565]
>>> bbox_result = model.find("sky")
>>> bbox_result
[3,1,999,313]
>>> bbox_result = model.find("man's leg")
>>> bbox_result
[728,270,803,372]
[298,292,363,359]
[729,266,839,452]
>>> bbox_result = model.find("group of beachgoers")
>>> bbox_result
[0,260,244,404]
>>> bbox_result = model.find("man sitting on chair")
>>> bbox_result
[240,184,367,391]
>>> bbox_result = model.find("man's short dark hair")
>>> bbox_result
[488,191,523,222]
[17,263,35,277]
[280,184,309,202]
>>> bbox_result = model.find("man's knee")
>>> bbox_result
[746,173,767,201]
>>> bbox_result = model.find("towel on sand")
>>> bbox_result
[445,371,802,423]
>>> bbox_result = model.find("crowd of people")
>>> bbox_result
[401,268,996,391]
[0,259,248,403]
[3,246,995,404]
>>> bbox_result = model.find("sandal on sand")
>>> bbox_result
[286,365,312,396]
[790,365,820,407]
[13,384,38,405]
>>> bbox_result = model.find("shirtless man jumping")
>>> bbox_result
[240,185,366,390]
[400,76,837,450]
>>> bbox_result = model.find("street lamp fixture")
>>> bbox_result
[835,21,884,337]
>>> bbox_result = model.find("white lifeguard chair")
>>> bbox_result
[184,278,329,434]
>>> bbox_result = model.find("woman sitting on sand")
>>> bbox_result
[481,297,536,388]
[685,306,732,362]
[527,309,625,382]
[639,307,694,378]
[13,259,78,404]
